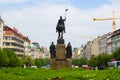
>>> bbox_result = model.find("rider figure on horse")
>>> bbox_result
[56,16,66,38]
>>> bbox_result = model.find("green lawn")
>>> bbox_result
[0,68,120,80]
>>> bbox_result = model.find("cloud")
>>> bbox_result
[0,0,28,4]
[2,0,120,48]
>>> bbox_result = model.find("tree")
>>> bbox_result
[88,55,98,67]
[112,47,120,60]
[3,48,22,67]
[0,48,22,67]
[97,53,111,67]
[72,57,88,67]
[35,58,50,67]
[0,48,9,67]
[21,55,27,65]
[24,56,34,67]
[21,55,35,67]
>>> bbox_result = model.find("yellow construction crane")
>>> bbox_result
[93,11,120,31]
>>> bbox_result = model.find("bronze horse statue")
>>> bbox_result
[56,16,66,38]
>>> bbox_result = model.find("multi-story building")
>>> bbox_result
[99,33,111,54]
[0,18,4,48]
[82,45,87,57]
[111,29,120,52]
[107,32,112,54]
[32,42,45,58]
[42,47,49,58]
[81,28,120,59]
[23,36,31,56]
[91,36,100,56]
[32,42,40,49]
[85,41,92,60]
[72,48,77,59]
[28,43,40,59]
[77,46,84,58]
[3,26,24,57]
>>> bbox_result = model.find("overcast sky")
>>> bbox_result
[0,0,120,49]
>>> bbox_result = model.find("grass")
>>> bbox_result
[0,68,120,80]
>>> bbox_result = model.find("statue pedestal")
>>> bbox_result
[50,59,56,69]
[50,58,72,69]
[56,44,66,59]
[50,38,72,69]
[66,58,72,68]
[50,43,72,69]
[57,38,64,44]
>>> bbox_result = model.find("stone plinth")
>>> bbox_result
[50,40,72,69]
[50,58,72,69]
[55,59,67,69]
[57,38,64,44]
[56,44,66,59]
[50,59,56,69]
[66,58,72,67]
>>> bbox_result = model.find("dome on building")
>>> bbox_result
[28,44,37,48]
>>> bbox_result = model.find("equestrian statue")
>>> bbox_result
[56,16,66,39]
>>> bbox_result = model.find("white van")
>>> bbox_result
[108,61,120,68]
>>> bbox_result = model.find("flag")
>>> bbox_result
[65,9,68,12]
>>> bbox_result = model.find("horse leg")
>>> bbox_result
[61,32,63,38]
[58,32,60,38]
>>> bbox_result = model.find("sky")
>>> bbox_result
[0,0,120,49]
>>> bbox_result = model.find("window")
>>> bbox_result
[3,31,5,34]
[3,43,6,46]
[3,36,7,40]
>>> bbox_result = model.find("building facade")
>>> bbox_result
[91,37,100,56]
[23,37,31,56]
[28,43,41,59]
[85,41,92,60]
[3,26,24,57]
[99,33,112,54]
[79,28,120,59]
[111,29,120,52]
[0,18,4,48]
[107,33,112,54]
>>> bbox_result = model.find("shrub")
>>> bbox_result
[72,57,88,67]
[0,48,22,67]
[35,58,50,67]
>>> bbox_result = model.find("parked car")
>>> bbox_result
[72,65,79,68]
[41,64,50,68]
[31,66,37,69]
[82,65,88,69]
